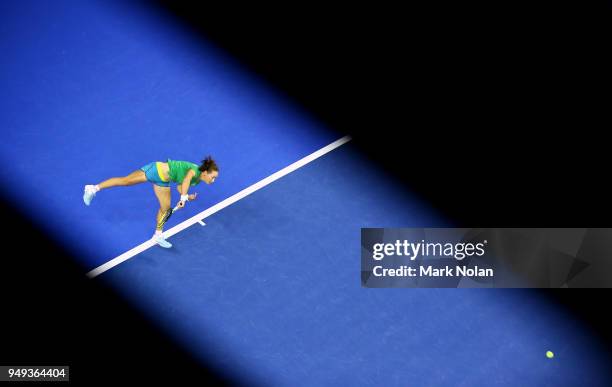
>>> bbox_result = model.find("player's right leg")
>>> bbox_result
[97,169,148,190]
[83,165,150,205]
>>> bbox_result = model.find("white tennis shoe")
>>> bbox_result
[153,234,172,248]
[83,185,98,205]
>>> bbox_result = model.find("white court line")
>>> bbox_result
[86,135,351,278]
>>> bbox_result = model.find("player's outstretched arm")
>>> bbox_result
[178,169,195,207]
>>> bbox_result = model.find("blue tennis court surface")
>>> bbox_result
[2,1,611,386]
[0,0,337,270]
[101,143,610,386]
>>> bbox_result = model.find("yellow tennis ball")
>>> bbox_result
[546,351,554,359]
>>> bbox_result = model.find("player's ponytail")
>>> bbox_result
[199,156,218,173]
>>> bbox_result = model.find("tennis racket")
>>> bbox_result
[157,204,180,229]
[157,193,196,229]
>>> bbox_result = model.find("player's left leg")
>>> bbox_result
[152,184,173,248]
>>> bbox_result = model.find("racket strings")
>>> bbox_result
[157,208,173,229]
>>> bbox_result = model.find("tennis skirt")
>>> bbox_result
[140,161,170,187]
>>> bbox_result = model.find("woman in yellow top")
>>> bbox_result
[83,156,219,248]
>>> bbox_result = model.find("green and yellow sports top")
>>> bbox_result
[167,159,202,186]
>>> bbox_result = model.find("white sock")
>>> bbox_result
[94,185,100,192]
[155,230,163,236]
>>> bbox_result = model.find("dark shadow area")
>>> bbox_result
[537,288,612,364]
[0,194,245,385]
[147,0,612,352]
[150,0,610,226]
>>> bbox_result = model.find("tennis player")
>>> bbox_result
[83,157,219,248]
